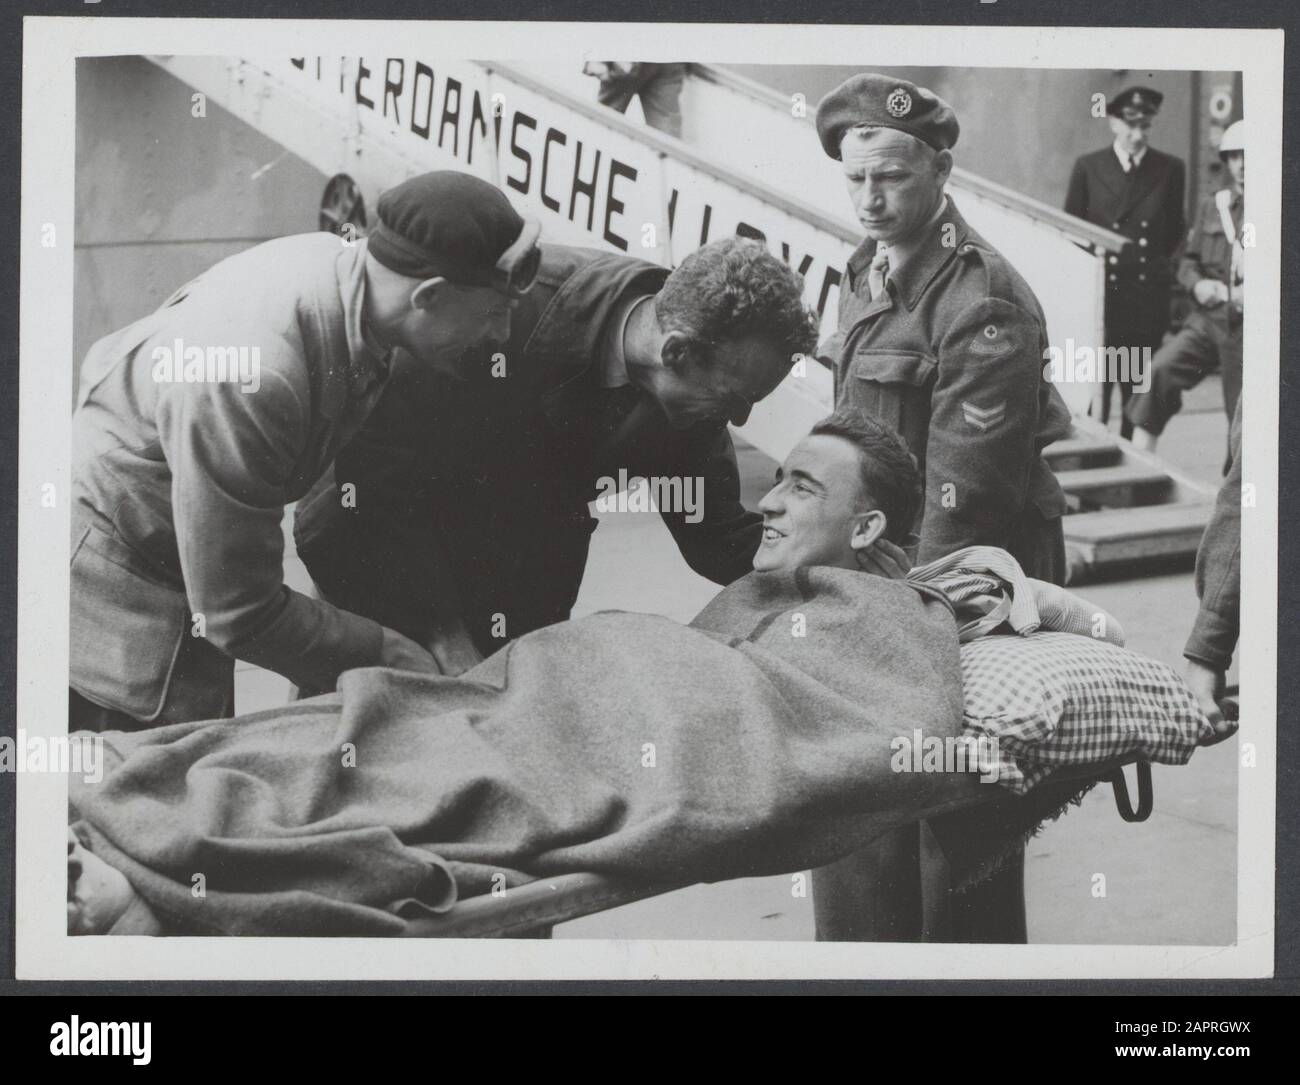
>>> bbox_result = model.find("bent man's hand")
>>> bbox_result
[426,621,485,678]
[378,626,442,675]
[1184,659,1237,746]
[852,537,912,580]
[1193,278,1228,308]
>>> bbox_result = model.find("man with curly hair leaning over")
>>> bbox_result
[293,236,822,675]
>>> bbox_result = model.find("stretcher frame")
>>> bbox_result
[398,754,1163,940]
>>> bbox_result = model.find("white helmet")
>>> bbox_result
[1219,120,1245,155]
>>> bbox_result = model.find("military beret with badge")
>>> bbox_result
[815,73,960,158]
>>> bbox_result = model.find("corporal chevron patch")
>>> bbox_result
[961,400,1006,432]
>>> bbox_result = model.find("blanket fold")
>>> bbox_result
[72,567,969,936]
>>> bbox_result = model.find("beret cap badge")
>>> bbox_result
[886,88,913,118]
[815,73,960,157]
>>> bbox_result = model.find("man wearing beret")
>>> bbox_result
[815,73,1071,582]
[1065,86,1187,439]
[70,171,539,730]
[292,237,819,670]
[812,73,1072,945]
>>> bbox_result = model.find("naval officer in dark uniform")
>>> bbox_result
[1065,86,1186,438]
[816,74,1072,584]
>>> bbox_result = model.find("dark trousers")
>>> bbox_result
[813,505,1062,943]
[1009,506,1068,587]
[596,63,686,138]
[1099,297,1168,440]
[1126,308,1243,442]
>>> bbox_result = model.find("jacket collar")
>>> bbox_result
[846,196,974,313]
[522,249,668,427]
[337,239,393,399]
[525,250,668,375]
[1112,141,1147,172]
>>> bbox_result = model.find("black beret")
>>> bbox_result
[1107,86,1163,118]
[815,74,959,158]
[368,170,524,284]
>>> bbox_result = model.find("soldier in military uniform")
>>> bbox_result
[812,73,1073,946]
[1127,120,1244,457]
[816,74,1072,585]
[1065,86,1186,439]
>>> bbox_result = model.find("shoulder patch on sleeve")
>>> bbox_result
[942,294,1039,364]
[967,319,1014,357]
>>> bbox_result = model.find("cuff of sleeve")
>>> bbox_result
[237,608,386,693]
[1183,609,1237,673]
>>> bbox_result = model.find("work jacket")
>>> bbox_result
[293,244,762,652]
[71,234,392,724]
[820,199,1070,570]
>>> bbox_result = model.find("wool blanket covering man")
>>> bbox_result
[70,567,971,936]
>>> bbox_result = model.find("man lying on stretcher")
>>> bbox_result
[67,408,1216,936]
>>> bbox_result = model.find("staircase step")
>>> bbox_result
[1064,502,1212,565]
[1043,435,1123,471]
[1054,463,1173,508]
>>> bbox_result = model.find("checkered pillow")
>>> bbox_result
[960,631,1215,794]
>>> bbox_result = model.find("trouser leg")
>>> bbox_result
[635,63,685,137]
[812,824,924,941]
[1125,323,1218,437]
[596,74,637,114]
[1097,378,1115,426]
[1106,305,1168,440]
[1009,506,1067,587]
[950,846,1028,944]
[1116,381,1134,439]
[1219,317,1243,428]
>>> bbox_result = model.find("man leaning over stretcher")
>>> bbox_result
[67,409,1205,937]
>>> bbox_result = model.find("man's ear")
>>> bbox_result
[409,276,448,311]
[933,148,954,185]
[849,509,887,554]
[660,330,695,374]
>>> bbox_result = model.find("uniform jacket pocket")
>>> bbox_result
[70,521,228,723]
[843,349,937,436]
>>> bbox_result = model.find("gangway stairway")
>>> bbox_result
[1044,419,1213,576]
[659,61,1219,580]
[142,54,1216,581]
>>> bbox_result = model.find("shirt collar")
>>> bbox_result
[601,294,651,388]
[338,239,392,389]
[525,253,669,380]
[1113,142,1147,171]
[849,196,972,312]
[881,195,951,277]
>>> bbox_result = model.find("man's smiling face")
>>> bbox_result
[753,434,869,572]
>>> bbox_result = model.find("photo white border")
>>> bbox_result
[17,15,1281,980]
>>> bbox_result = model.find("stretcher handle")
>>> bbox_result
[1108,761,1154,823]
